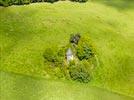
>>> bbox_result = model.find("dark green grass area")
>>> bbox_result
[92,0,134,10]
[0,71,133,100]
[0,1,134,97]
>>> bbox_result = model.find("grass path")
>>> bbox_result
[0,71,133,100]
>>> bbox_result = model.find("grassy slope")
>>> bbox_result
[1,71,133,100]
[0,1,134,97]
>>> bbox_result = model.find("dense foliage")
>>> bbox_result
[0,0,88,6]
[0,0,30,6]
[0,0,58,6]
[76,36,95,60]
[69,61,90,83]
[42,34,96,83]
[70,0,88,3]
[43,47,65,67]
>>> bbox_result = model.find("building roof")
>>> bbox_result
[66,48,73,56]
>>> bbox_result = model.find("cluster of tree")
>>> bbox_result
[0,0,57,7]
[0,0,88,7]
[43,34,96,83]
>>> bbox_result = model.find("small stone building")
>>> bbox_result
[66,48,74,63]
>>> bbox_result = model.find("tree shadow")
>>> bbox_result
[92,0,134,10]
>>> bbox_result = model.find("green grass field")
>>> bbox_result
[0,1,134,99]
[1,71,133,100]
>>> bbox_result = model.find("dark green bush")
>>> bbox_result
[45,0,58,3]
[43,46,66,67]
[30,0,43,3]
[0,0,30,6]
[14,0,30,5]
[0,0,58,6]
[69,63,90,83]
[0,0,12,7]
[30,0,58,3]
[43,48,58,63]
[76,36,95,60]
[30,0,37,3]
[70,0,88,3]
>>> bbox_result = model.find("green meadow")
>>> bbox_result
[1,71,133,100]
[0,1,134,99]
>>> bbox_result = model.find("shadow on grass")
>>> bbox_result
[92,0,134,10]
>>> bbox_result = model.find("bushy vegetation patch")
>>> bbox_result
[43,34,97,83]
[70,0,88,3]
[67,34,96,83]
[0,0,30,7]
[0,0,58,7]
[76,36,95,60]
[43,46,66,67]
[69,61,90,83]
[0,0,88,7]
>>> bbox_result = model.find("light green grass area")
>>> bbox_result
[0,1,134,98]
[0,71,133,100]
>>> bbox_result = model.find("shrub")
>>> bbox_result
[31,0,58,3]
[0,0,12,7]
[45,0,58,3]
[43,48,58,63]
[69,62,90,83]
[76,36,95,60]
[30,0,37,3]
[0,0,30,6]
[23,0,30,4]
[13,0,30,5]
[43,46,66,67]
[70,0,88,3]
[31,0,44,3]
[0,0,58,7]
